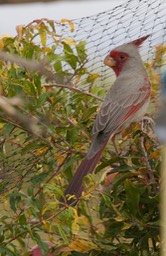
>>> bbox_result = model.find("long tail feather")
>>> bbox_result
[63,142,107,205]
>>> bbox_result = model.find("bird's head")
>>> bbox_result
[104,35,149,77]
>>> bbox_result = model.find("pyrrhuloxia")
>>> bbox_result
[63,35,151,204]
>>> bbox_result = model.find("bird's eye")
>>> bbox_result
[119,54,125,59]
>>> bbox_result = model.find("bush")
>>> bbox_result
[0,18,161,255]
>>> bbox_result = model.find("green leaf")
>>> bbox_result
[32,232,49,255]
[66,127,78,144]
[19,214,27,225]
[33,74,42,95]
[63,42,78,69]
[54,60,62,73]
[22,43,34,59]
[22,142,47,154]
[7,191,25,212]
[80,106,97,123]
[0,247,17,256]
[3,123,14,136]
[76,41,87,62]
[124,180,140,216]
[57,224,68,244]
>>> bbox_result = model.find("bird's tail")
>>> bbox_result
[63,142,107,205]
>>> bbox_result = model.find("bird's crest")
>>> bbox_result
[130,35,150,47]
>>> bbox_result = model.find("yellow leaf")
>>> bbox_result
[63,37,76,46]
[114,216,127,222]
[61,19,75,32]
[71,209,79,234]
[0,123,5,129]
[149,150,160,160]
[16,25,23,43]
[0,40,4,50]
[42,202,59,215]
[68,236,98,253]
[43,220,51,232]
[56,103,61,111]
[122,222,132,230]
[55,153,65,164]
[145,141,151,151]
[40,31,47,46]
[0,34,12,50]
[42,47,52,53]
[34,146,49,156]
[87,73,101,83]
[72,209,89,234]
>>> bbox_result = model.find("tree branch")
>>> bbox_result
[0,51,56,81]
[43,83,103,101]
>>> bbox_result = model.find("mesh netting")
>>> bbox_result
[50,0,166,89]
[0,0,165,194]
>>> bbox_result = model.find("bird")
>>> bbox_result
[63,35,151,205]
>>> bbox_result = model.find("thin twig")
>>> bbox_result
[0,96,42,136]
[139,134,156,184]
[0,51,103,101]
[0,51,56,81]
[43,83,103,101]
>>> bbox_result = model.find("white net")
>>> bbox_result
[50,0,166,89]
[0,0,165,193]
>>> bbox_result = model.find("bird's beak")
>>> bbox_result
[104,55,116,67]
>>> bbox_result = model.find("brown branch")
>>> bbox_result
[0,96,42,136]
[0,52,102,101]
[43,83,103,101]
[0,52,56,81]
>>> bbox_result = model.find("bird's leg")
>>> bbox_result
[141,116,155,134]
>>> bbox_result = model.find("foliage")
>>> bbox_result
[0,18,162,255]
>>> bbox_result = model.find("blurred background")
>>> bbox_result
[0,0,127,36]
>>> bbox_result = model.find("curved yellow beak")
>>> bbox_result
[104,55,116,67]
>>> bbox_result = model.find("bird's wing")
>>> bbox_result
[92,78,151,136]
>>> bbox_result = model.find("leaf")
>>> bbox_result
[19,213,27,225]
[124,179,140,216]
[3,123,14,136]
[34,146,49,156]
[0,247,16,256]
[61,19,75,32]
[149,149,160,159]
[0,38,4,49]
[39,31,47,46]
[54,60,62,73]
[63,37,76,46]
[87,73,101,83]
[71,209,80,234]
[55,152,65,164]
[66,128,78,144]
[63,42,78,69]
[32,232,49,256]
[121,222,132,231]
[66,55,78,69]
[7,191,25,212]
[80,106,97,123]
[57,224,69,244]
[76,41,87,62]
[68,236,98,253]
[0,34,12,50]
[16,25,23,43]
[22,142,46,154]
